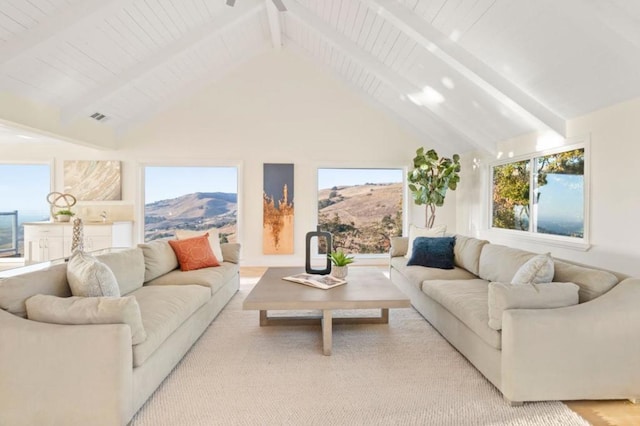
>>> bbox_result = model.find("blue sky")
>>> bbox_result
[0,164,50,213]
[145,166,238,203]
[537,174,584,221]
[318,168,403,190]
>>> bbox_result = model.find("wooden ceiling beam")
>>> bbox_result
[359,0,566,138]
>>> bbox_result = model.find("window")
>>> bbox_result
[491,146,585,240]
[0,164,51,257]
[317,168,403,255]
[144,166,238,243]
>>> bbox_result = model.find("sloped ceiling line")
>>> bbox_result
[265,0,283,49]
[60,1,265,125]
[360,0,567,137]
[0,0,131,67]
[286,0,495,154]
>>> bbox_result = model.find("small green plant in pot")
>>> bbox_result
[328,250,354,279]
[55,209,75,222]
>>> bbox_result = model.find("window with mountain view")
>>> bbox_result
[0,164,50,258]
[492,147,585,239]
[144,166,238,243]
[317,168,403,255]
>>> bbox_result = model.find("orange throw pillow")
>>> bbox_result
[168,234,220,271]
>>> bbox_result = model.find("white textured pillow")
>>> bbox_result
[26,294,147,345]
[405,224,447,259]
[511,253,554,285]
[487,282,579,330]
[67,251,121,297]
[175,228,223,262]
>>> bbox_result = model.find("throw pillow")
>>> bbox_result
[138,239,179,282]
[67,251,121,297]
[175,228,224,263]
[168,234,220,271]
[405,224,447,259]
[511,253,554,285]
[26,294,147,345]
[487,281,579,330]
[407,236,456,269]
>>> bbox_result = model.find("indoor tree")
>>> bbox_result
[408,148,461,228]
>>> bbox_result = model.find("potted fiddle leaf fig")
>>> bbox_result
[408,147,461,228]
[328,250,354,279]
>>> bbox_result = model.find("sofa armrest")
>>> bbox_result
[221,243,241,264]
[0,309,133,425]
[390,237,408,258]
[501,278,640,402]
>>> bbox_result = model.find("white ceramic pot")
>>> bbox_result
[55,214,72,222]
[331,265,348,279]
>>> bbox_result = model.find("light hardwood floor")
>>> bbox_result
[239,266,640,425]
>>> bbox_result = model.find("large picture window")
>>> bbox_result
[0,164,51,258]
[317,168,403,255]
[144,166,238,243]
[492,146,585,239]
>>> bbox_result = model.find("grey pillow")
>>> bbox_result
[138,239,179,282]
[66,251,120,297]
[511,253,554,285]
[26,294,146,345]
[488,281,579,330]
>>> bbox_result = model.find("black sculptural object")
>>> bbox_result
[305,226,332,275]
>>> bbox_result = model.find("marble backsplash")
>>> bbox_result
[72,204,135,222]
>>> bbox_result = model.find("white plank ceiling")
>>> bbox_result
[1,0,640,152]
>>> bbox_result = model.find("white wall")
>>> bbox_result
[0,50,458,266]
[456,97,640,276]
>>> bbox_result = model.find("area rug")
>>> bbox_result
[130,278,589,426]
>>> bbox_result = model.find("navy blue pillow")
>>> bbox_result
[407,236,456,269]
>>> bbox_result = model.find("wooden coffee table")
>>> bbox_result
[243,267,410,355]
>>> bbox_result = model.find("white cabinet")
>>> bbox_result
[24,221,133,264]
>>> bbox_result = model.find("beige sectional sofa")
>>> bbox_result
[0,240,240,426]
[390,234,640,405]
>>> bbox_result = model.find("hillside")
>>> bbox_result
[145,192,237,242]
[318,182,403,253]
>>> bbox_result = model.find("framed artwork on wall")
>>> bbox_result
[63,160,122,201]
[263,163,294,254]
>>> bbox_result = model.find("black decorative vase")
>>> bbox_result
[305,226,332,275]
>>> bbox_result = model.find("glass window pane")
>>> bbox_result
[492,160,531,231]
[0,164,50,257]
[535,149,585,238]
[144,166,238,243]
[317,168,403,254]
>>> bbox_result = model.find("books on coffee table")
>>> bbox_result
[282,273,347,290]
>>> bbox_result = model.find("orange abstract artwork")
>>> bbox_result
[263,164,294,254]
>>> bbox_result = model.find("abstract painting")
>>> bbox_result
[263,163,294,254]
[63,160,122,201]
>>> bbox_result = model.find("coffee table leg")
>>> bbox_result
[322,309,332,356]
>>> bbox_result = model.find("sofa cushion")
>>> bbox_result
[511,253,554,285]
[453,235,489,276]
[138,239,179,282]
[391,257,477,289]
[175,228,224,263]
[145,263,239,295]
[407,237,455,269]
[96,248,146,295]
[25,294,147,345]
[390,237,408,257]
[67,251,120,297]
[130,285,210,367]
[220,243,241,264]
[169,234,220,271]
[405,224,446,259]
[422,279,502,349]
[0,263,70,318]
[487,282,579,330]
[478,244,536,283]
[553,261,619,303]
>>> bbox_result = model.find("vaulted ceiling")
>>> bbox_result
[1,0,640,153]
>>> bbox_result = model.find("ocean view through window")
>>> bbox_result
[144,166,238,243]
[317,168,403,255]
[0,164,50,257]
[492,147,585,239]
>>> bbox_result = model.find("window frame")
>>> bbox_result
[314,165,408,261]
[138,161,242,244]
[488,139,590,251]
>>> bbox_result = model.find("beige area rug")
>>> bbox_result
[130,278,589,426]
